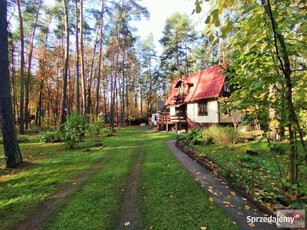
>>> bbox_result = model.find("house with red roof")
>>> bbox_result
[157,65,243,132]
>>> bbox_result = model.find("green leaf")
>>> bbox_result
[205,15,211,24]
[215,19,220,27]
[196,5,202,13]
[209,34,214,42]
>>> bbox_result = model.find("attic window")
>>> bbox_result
[198,102,208,116]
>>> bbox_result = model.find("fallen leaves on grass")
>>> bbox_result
[200,227,207,230]
[124,222,130,226]
[209,197,214,202]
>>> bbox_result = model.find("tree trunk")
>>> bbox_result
[80,0,87,117]
[96,0,105,118]
[120,51,125,127]
[75,0,80,113]
[25,1,42,129]
[262,0,306,184]
[37,19,51,127]
[60,0,70,125]
[0,0,23,168]
[109,55,115,129]
[17,0,25,134]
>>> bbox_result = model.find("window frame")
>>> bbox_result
[198,102,208,116]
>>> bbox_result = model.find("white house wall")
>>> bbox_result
[187,101,219,123]
[170,107,176,116]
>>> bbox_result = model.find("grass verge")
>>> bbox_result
[139,131,239,230]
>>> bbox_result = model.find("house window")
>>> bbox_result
[198,102,208,116]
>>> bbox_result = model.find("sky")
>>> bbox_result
[133,0,210,56]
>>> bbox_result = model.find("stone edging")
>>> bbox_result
[175,139,277,217]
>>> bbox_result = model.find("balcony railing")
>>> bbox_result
[157,114,187,124]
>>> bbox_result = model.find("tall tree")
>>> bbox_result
[17,0,25,134]
[0,0,23,168]
[25,0,43,129]
[96,0,105,118]
[60,0,70,125]
[160,13,196,79]
[80,0,87,116]
[75,0,80,113]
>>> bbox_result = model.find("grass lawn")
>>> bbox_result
[192,141,307,210]
[1,127,239,230]
[139,131,238,230]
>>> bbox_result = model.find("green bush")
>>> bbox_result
[183,128,203,145]
[64,113,87,148]
[40,130,65,143]
[205,126,239,147]
[87,118,105,136]
[202,129,214,145]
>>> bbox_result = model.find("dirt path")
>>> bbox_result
[17,152,117,230]
[114,143,143,230]
[165,140,278,230]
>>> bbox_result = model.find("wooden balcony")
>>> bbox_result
[157,114,187,132]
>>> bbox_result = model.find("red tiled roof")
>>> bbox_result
[165,65,226,106]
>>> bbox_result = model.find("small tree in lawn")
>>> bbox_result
[64,113,87,149]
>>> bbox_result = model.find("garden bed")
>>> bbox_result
[176,138,307,214]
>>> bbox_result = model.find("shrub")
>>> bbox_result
[183,128,203,145]
[40,130,65,143]
[64,113,87,148]
[87,118,105,136]
[205,126,239,147]
[202,129,214,145]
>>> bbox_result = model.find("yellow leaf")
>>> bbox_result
[200,227,207,230]
[149,226,154,230]
[244,205,250,210]
[223,201,230,205]
[209,197,214,202]
[248,223,255,227]
[227,195,231,199]
[124,222,130,226]
[230,191,236,196]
